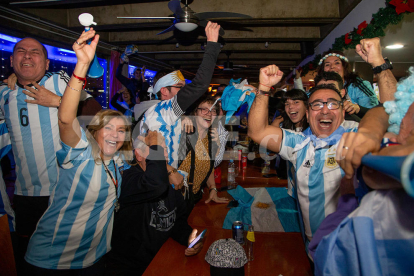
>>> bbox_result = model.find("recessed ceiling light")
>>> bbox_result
[386,44,404,49]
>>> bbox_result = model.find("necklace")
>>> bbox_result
[102,159,120,212]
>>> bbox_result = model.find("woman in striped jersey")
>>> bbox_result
[25,29,133,274]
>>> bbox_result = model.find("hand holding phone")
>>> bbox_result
[185,229,205,257]
[188,229,206,248]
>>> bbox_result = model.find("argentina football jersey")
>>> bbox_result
[0,71,68,196]
[279,120,359,242]
[140,95,184,168]
[26,128,126,269]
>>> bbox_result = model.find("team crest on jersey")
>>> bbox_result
[325,147,338,168]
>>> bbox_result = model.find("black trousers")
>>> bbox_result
[13,195,49,276]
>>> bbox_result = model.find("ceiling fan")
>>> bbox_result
[118,0,251,35]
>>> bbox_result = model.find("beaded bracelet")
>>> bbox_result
[67,84,81,92]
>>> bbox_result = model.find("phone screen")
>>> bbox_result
[188,229,206,248]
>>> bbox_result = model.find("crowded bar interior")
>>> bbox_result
[0,0,413,275]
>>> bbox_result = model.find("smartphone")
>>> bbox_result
[188,229,206,248]
[226,200,239,208]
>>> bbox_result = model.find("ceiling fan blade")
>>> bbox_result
[168,0,184,15]
[118,17,175,19]
[194,12,251,21]
[199,20,225,36]
[157,24,176,35]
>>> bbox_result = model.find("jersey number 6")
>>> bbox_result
[20,108,29,127]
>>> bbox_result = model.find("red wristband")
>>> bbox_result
[72,73,87,90]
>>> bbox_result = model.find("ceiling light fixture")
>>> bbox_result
[386,44,404,49]
[174,22,198,32]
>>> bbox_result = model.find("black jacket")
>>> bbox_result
[109,145,193,275]
[116,63,149,102]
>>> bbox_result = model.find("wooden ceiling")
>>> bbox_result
[0,0,363,81]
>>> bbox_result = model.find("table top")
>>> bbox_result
[143,159,312,276]
[143,227,312,276]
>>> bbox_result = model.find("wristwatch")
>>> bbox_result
[372,58,393,74]
[209,187,218,193]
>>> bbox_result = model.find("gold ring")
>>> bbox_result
[75,41,81,45]
[343,146,349,150]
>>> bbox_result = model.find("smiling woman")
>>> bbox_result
[317,50,379,109]
[24,29,133,275]
[177,96,228,217]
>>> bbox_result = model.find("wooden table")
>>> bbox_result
[143,160,313,276]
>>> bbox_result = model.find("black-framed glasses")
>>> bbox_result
[166,85,185,89]
[309,100,343,111]
[197,107,217,115]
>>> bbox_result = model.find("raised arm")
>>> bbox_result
[356,37,397,103]
[248,65,284,153]
[115,60,133,88]
[110,88,128,114]
[58,29,99,147]
[175,22,221,112]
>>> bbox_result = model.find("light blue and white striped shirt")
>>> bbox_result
[0,119,13,232]
[25,128,126,269]
[140,96,184,168]
[315,189,414,276]
[279,120,359,242]
[0,71,68,196]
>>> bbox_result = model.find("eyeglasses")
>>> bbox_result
[309,100,343,111]
[197,107,217,115]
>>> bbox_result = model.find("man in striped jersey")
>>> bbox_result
[139,22,224,188]
[248,65,358,252]
[0,37,68,269]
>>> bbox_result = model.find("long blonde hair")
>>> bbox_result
[86,109,133,164]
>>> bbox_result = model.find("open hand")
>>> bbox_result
[23,82,61,107]
[205,189,229,204]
